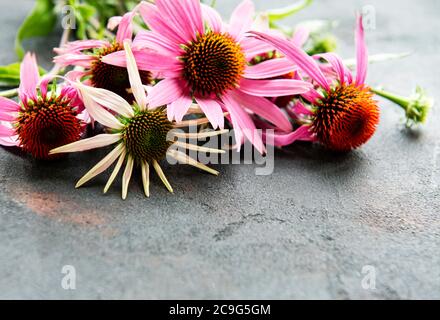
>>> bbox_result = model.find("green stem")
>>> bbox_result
[0,88,18,98]
[268,0,313,21]
[371,88,408,111]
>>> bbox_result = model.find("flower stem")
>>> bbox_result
[371,87,407,110]
[0,88,18,98]
[268,0,313,22]
[47,26,72,76]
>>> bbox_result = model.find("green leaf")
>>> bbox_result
[268,0,313,22]
[0,62,46,88]
[15,0,57,59]
[0,63,21,87]
[71,2,97,39]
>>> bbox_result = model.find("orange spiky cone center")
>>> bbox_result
[312,84,380,152]
[182,32,246,96]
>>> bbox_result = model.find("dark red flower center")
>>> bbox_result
[91,43,152,102]
[16,97,83,160]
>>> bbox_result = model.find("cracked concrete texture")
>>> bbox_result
[0,0,439,299]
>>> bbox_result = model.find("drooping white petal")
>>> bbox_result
[50,134,122,154]
[141,161,150,198]
[173,141,225,154]
[76,84,125,130]
[124,40,148,111]
[169,129,229,139]
[173,117,214,128]
[75,144,125,188]
[76,82,133,118]
[104,150,127,194]
[122,155,134,200]
[167,149,219,176]
[152,160,173,193]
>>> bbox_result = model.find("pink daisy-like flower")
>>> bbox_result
[251,15,380,152]
[50,41,225,199]
[54,12,152,102]
[102,0,312,154]
[0,53,85,159]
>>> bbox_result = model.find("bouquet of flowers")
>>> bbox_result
[0,0,433,199]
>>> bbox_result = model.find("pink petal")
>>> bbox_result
[315,52,346,85]
[53,53,95,68]
[54,40,109,54]
[252,116,277,130]
[0,97,20,112]
[195,96,225,130]
[249,31,331,91]
[265,125,315,147]
[227,112,245,148]
[301,88,322,104]
[116,11,135,44]
[240,37,275,61]
[0,112,15,122]
[39,75,51,99]
[98,50,126,67]
[0,136,19,147]
[19,53,40,102]
[201,4,223,33]
[244,58,297,79]
[229,0,255,41]
[65,70,87,82]
[156,0,195,41]
[355,14,368,86]
[133,30,183,56]
[0,125,15,138]
[222,93,265,154]
[232,90,292,132]
[156,0,203,42]
[102,48,182,77]
[290,100,313,116]
[147,78,184,108]
[60,86,85,113]
[168,93,193,122]
[239,78,312,97]
[291,26,310,48]
[183,0,204,36]
[345,68,353,84]
[138,2,188,45]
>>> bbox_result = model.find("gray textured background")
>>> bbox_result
[0,0,439,299]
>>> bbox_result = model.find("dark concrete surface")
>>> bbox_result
[0,0,439,299]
